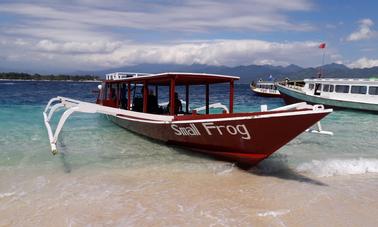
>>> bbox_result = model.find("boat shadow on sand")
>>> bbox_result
[169,146,328,186]
[55,133,327,187]
[244,155,328,186]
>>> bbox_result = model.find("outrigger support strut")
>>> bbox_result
[43,97,101,155]
[43,96,174,155]
[43,97,113,154]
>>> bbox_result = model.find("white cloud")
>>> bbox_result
[0,0,329,72]
[35,40,123,54]
[0,37,335,72]
[70,39,327,68]
[0,0,314,37]
[347,18,376,41]
[348,57,378,68]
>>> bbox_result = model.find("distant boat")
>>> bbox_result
[250,80,281,97]
[277,78,378,112]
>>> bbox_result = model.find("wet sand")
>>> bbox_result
[1,161,377,227]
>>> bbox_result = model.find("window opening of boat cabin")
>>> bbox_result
[330,85,334,92]
[351,86,367,95]
[369,86,378,95]
[335,85,350,93]
[314,83,322,95]
[323,84,330,92]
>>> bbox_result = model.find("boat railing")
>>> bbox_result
[193,102,229,114]
[268,102,314,111]
[158,99,186,108]
[287,84,303,91]
[158,100,229,114]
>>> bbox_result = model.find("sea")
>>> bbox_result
[0,80,377,226]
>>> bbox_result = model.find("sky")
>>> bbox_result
[0,0,378,73]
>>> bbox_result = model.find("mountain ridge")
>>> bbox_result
[73,63,378,83]
[3,63,377,83]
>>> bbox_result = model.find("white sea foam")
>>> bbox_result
[296,158,378,177]
[0,192,16,199]
[257,209,290,217]
[214,163,235,175]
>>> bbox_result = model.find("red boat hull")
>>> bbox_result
[109,111,329,165]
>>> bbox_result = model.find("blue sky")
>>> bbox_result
[0,0,377,73]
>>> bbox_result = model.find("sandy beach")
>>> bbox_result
[1,162,378,227]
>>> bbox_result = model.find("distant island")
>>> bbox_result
[0,72,101,81]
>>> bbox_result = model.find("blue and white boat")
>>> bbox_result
[277,78,378,112]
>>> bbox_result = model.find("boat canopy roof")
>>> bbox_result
[105,72,239,85]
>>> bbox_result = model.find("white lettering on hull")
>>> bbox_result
[171,123,201,136]
[171,122,251,140]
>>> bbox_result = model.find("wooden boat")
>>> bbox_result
[277,78,378,112]
[250,81,281,97]
[43,72,333,165]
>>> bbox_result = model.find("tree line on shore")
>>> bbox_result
[0,72,100,81]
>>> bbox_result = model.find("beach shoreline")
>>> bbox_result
[1,164,377,226]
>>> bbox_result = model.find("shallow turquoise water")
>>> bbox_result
[1,80,378,226]
[0,80,377,176]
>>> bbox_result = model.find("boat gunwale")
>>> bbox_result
[113,107,332,124]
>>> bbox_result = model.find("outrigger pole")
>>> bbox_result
[43,97,108,154]
[43,96,231,155]
[43,96,174,154]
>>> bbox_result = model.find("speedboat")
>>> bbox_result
[43,72,333,165]
[250,80,281,97]
[277,78,378,112]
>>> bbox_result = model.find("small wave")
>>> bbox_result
[0,82,15,85]
[213,163,235,175]
[257,209,290,217]
[0,192,16,199]
[296,158,378,177]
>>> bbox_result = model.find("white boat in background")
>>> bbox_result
[250,81,281,97]
[277,78,378,112]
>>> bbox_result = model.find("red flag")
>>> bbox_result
[319,43,326,49]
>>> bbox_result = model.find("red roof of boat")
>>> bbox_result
[105,72,240,85]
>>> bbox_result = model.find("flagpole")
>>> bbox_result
[321,47,326,78]
[318,42,326,78]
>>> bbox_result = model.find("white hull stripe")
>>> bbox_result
[114,109,332,124]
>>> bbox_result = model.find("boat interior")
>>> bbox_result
[97,73,238,116]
